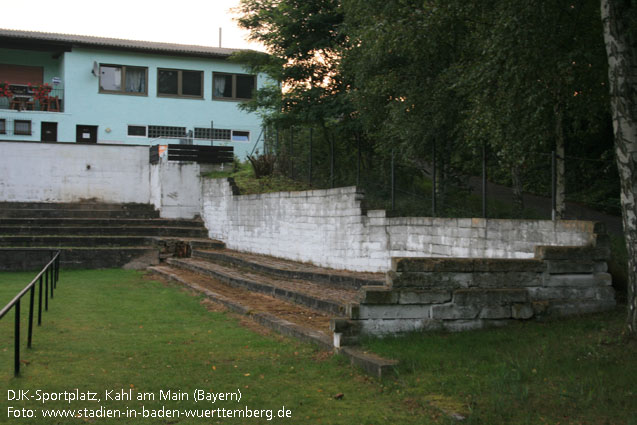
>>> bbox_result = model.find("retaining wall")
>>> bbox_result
[202,178,601,273]
[0,141,200,218]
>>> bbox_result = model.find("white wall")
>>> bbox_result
[0,141,201,218]
[201,179,600,273]
[0,141,151,203]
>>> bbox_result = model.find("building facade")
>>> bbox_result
[0,29,268,159]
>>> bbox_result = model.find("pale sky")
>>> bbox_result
[0,0,265,51]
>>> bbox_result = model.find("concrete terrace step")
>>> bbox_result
[0,226,208,238]
[0,218,206,228]
[0,235,158,248]
[192,249,385,289]
[149,264,398,378]
[0,209,160,219]
[167,257,362,317]
[0,247,159,270]
[0,202,157,211]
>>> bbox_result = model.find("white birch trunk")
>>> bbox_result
[601,0,637,335]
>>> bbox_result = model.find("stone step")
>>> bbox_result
[148,264,398,378]
[167,257,361,317]
[0,202,157,211]
[0,217,206,228]
[0,226,208,238]
[192,249,385,289]
[0,235,157,248]
[0,209,160,219]
[0,247,158,270]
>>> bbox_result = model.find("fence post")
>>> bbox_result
[482,141,488,218]
[391,149,396,211]
[551,150,557,221]
[308,127,313,186]
[28,286,34,348]
[432,140,437,217]
[14,300,20,376]
[38,276,42,325]
[356,134,361,187]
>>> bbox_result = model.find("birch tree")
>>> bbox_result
[600,0,637,335]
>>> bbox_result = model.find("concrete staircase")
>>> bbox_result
[0,202,219,270]
[149,246,399,377]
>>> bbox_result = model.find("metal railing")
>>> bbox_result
[0,87,65,113]
[0,250,60,376]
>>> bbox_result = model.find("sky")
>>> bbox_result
[0,0,265,51]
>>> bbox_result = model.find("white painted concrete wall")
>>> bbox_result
[201,179,599,272]
[0,141,201,218]
[0,141,151,203]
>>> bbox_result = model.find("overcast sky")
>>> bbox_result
[1,0,264,51]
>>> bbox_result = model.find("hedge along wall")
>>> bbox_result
[201,179,600,273]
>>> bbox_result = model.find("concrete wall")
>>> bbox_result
[201,178,601,273]
[0,141,150,203]
[0,141,200,218]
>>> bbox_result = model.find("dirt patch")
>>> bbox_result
[147,267,333,334]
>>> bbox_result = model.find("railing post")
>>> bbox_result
[28,286,35,348]
[50,264,54,299]
[38,275,43,325]
[14,300,20,377]
[45,271,49,311]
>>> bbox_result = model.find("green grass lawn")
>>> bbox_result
[1,269,635,424]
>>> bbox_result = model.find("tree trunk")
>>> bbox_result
[601,0,637,336]
[554,102,567,219]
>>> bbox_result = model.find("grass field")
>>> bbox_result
[1,269,635,424]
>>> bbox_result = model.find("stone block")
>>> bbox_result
[359,318,443,335]
[479,305,512,319]
[358,304,432,320]
[398,290,452,304]
[471,271,542,288]
[543,273,612,287]
[389,271,473,289]
[545,299,616,316]
[546,260,594,274]
[431,304,480,320]
[511,303,534,319]
[361,287,398,304]
[453,288,528,305]
[440,319,485,332]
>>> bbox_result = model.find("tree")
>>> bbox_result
[600,0,637,335]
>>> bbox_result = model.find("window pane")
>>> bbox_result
[128,125,146,137]
[100,66,122,91]
[158,70,178,95]
[125,67,146,93]
[214,74,233,98]
[232,130,250,142]
[236,75,255,99]
[182,71,202,96]
[0,119,5,134]
[15,120,31,135]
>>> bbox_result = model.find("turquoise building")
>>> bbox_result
[0,29,268,159]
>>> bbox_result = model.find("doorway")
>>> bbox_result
[76,125,98,143]
[41,122,57,142]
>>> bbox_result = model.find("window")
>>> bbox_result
[194,128,231,140]
[14,120,31,135]
[128,125,147,137]
[232,130,250,142]
[148,125,187,139]
[158,69,203,98]
[213,73,256,100]
[99,65,147,95]
[0,119,5,134]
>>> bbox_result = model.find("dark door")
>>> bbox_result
[76,125,98,143]
[41,122,57,142]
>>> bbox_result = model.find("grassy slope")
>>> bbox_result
[1,270,635,424]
